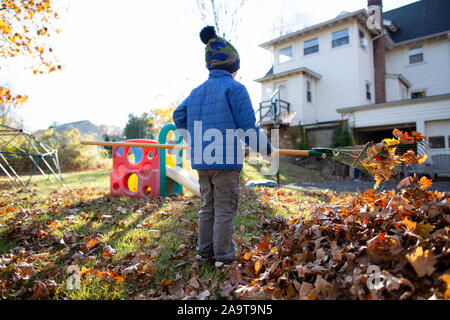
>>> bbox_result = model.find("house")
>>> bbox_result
[255,0,450,162]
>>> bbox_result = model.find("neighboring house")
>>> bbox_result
[255,0,450,161]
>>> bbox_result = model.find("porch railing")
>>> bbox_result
[257,99,291,126]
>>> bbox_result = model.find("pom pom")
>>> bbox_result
[200,26,216,44]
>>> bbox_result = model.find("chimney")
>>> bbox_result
[368,0,386,103]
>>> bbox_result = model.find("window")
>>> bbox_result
[332,29,349,48]
[429,136,445,149]
[411,90,426,99]
[304,38,319,55]
[359,29,367,47]
[366,83,371,101]
[279,46,292,63]
[409,47,423,64]
[306,80,312,103]
[275,83,287,100]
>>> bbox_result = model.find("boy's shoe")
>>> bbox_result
[196,254,213,261]
[214,260,233,270]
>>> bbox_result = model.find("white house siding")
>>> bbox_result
[356,22,375,105]
[259,74,304,125]
[281,75,303,125]
[385,37,450,97]
[385,75,409,102]
[344,97,450,144]
[302,76,318,125]
[385,76,398,101]
[269,20,374,125]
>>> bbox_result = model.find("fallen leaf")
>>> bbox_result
[30,281,49,300]
[419,176,433,189]
[397,177,411,189]
[88,238,97,248]
[415,221,435,237]
[402,218,417,231]
[406,247,436,277]
[440,270,450,300]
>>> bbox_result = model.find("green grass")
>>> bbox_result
[0,161,333,300]
[242,161,320,185]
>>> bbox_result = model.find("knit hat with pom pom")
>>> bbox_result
[200,26,240,74]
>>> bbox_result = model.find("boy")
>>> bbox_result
[173,26,272,268]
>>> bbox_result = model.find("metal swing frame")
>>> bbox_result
[0,124,62,186]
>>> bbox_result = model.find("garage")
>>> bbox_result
[425,119,450,177]
[425,119,450,155]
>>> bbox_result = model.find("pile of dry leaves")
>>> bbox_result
[224,186,448,299]
[222,130,449,300]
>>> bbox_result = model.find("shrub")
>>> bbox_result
[0,127,110,175]
[37,127,110,171]
[331,122,352,148]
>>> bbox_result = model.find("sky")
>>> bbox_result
[1,0,418,132]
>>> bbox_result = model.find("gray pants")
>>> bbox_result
[197,169,241,263]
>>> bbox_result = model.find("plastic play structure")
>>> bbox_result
[109,124,200,198]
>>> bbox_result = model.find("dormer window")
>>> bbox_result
[409,46,424,64]
[304,38,319,55]
[332,28,349,48]
[279,46,293,63]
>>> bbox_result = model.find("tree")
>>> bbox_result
[271,11,313,38]
[0,0,62,114]
[0,87,28,125]
[195,0,252,42]
[149,102,177,132]
[123,113,153,140]
[98,124,124,139]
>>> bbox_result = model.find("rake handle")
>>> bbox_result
[80,141,327,157]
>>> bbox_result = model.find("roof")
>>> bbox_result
[260,0,450,49]
[255,66,322,83]
[383,0,450,44]
[259,9,367,48]
[337,93,450,114]
[385,73,412,88]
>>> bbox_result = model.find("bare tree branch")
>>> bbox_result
[195,0,251,42]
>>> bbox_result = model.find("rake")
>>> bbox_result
[82,139,430,190]
[80,140,373,168]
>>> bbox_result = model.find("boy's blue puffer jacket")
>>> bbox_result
[173,69,272,170]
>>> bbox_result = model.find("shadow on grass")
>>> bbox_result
[0,171,315,299]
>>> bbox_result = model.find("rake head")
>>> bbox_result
[331,129,430,189]
[322,142,373,170]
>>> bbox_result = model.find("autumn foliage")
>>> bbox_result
[221,130,449,300]
[227,185,448,300]
[361,128,428,189]
[0,0,61,110]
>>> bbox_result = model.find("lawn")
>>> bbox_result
[0,161,332,299]
[1,160,448,300]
